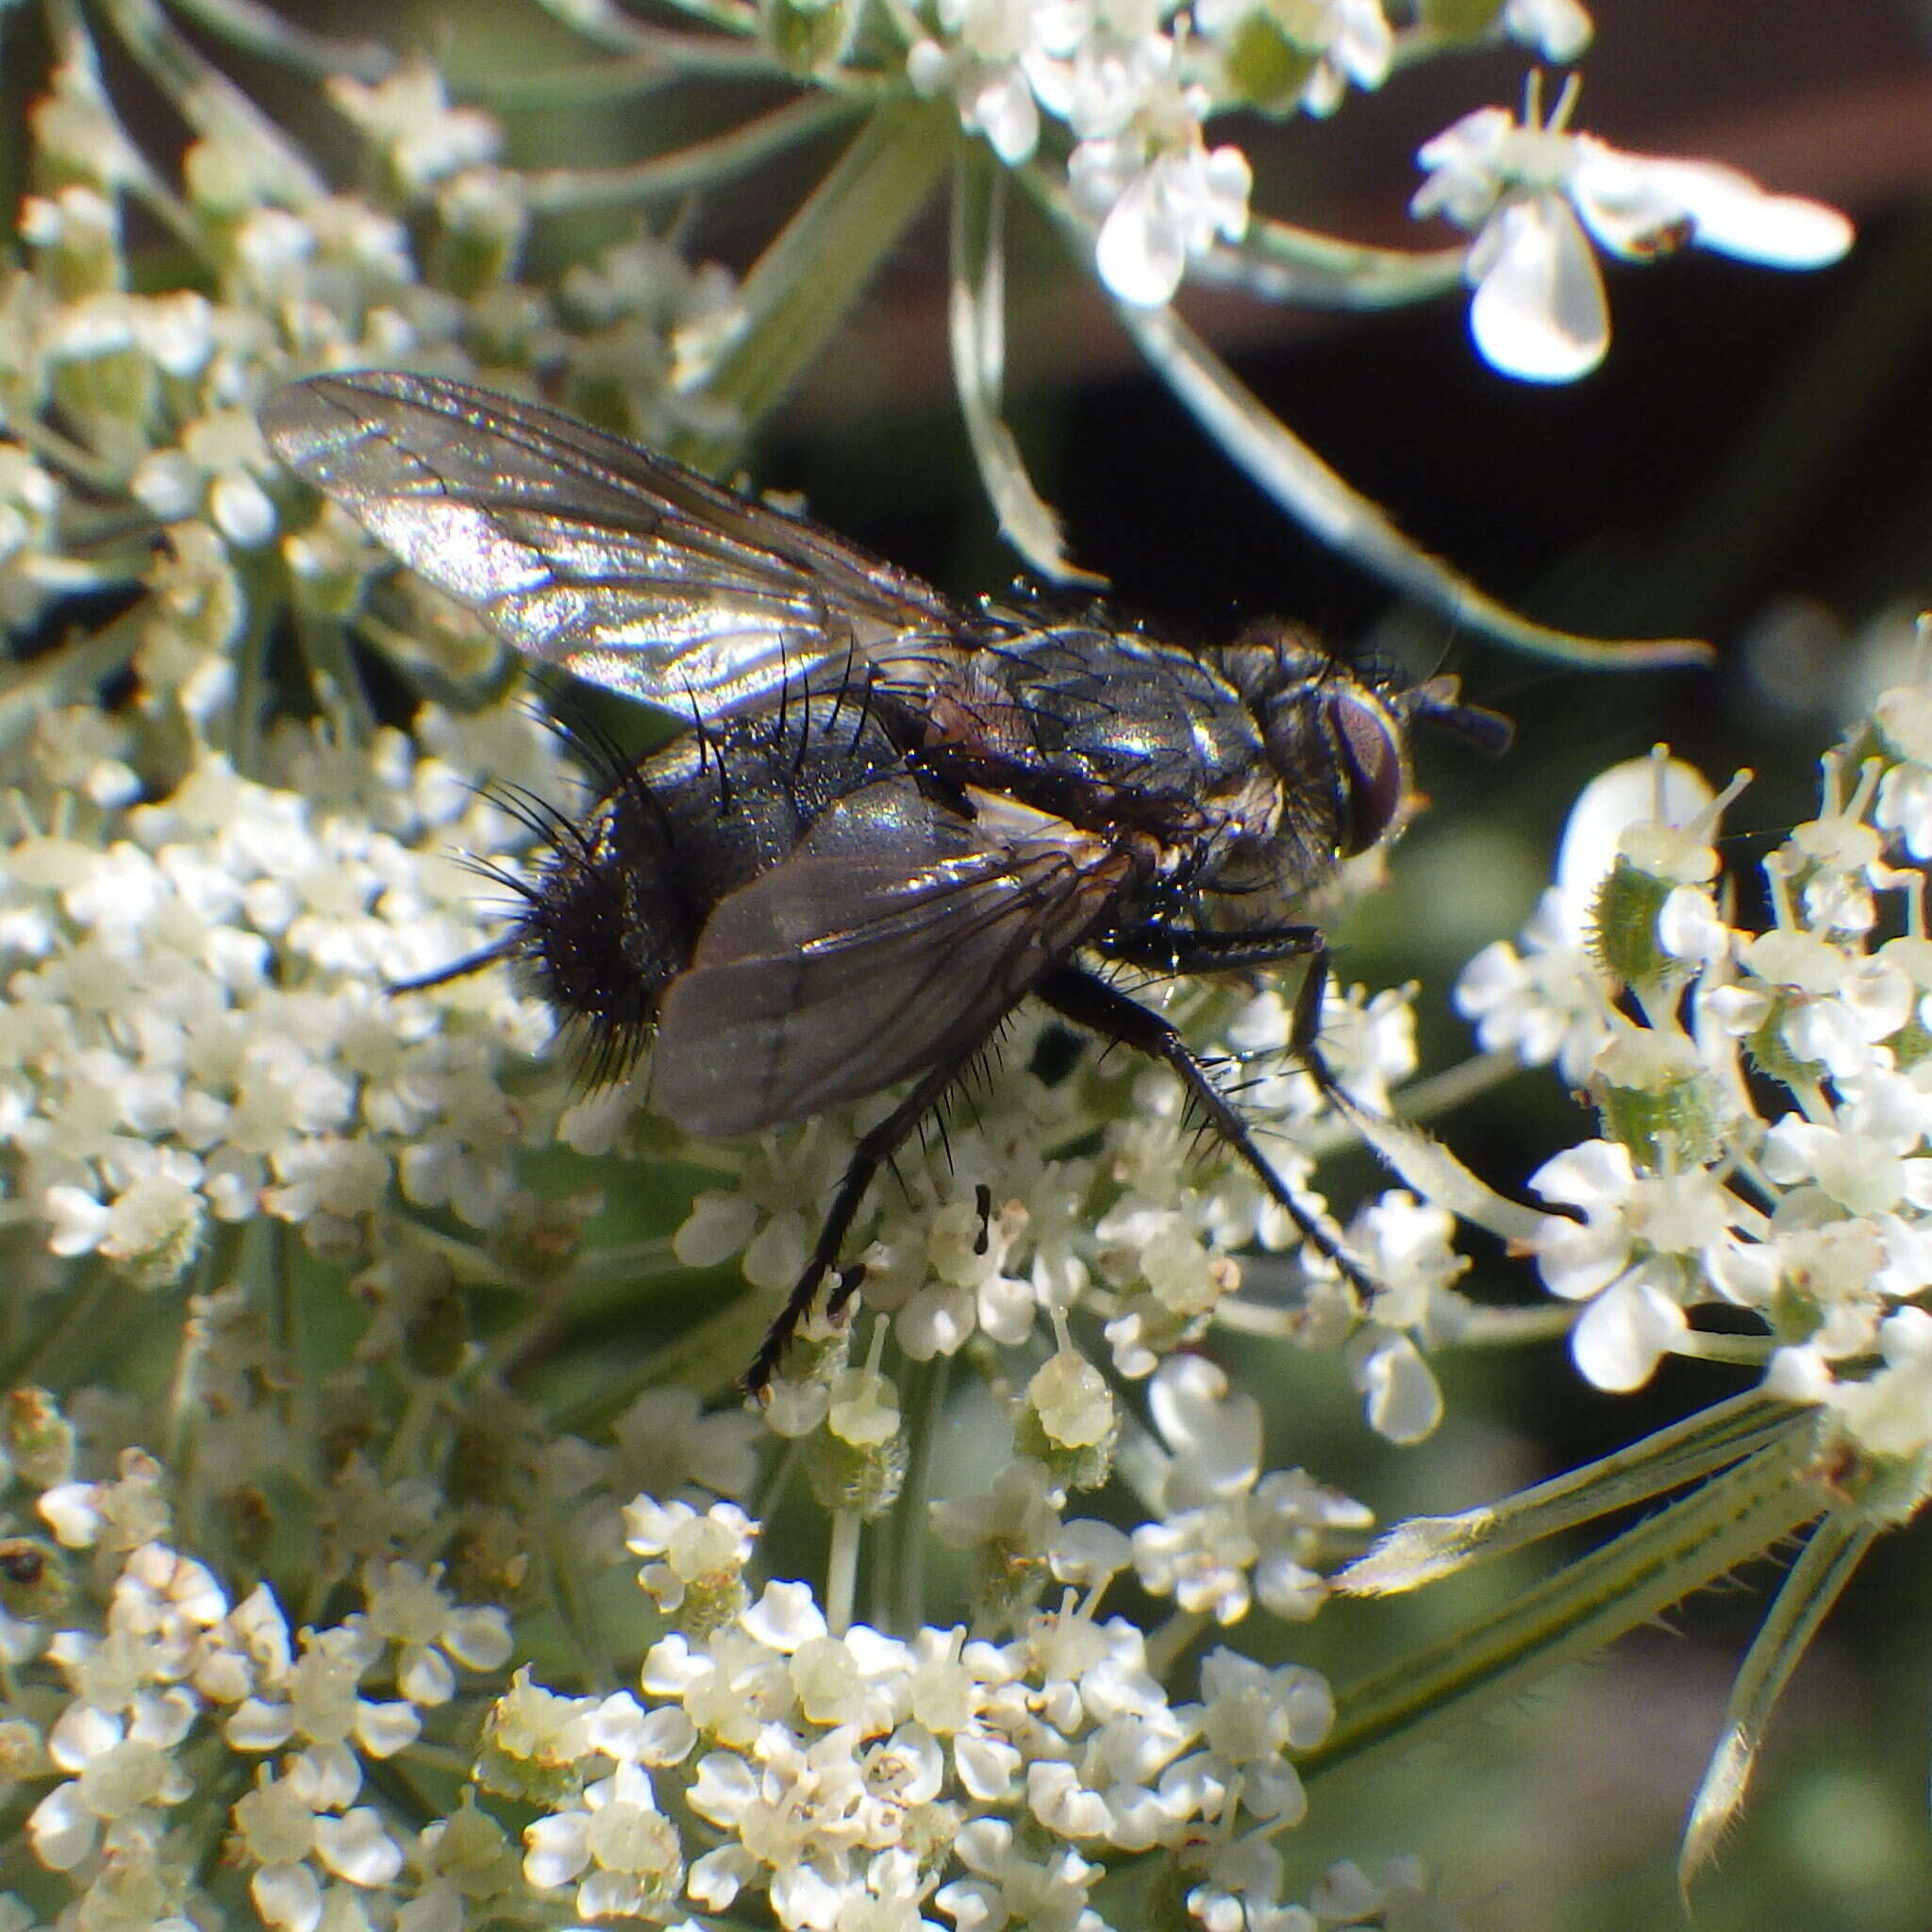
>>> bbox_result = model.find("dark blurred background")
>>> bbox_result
[16,0,1932,1922]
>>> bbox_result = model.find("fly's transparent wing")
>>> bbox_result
[258,371,964,720]
[650,783,1132,1138]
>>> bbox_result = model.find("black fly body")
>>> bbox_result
[258,371,1509,1394]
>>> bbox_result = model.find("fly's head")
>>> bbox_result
[1217,624,1510,908]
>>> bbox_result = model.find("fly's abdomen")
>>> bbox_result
[516,686,908,1069]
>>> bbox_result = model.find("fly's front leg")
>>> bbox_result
[743,1054,967,1398]
[1099,923,1349,1107]
[1035,963,1374,1297]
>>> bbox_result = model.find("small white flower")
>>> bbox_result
[1502,0,1591,60]
[1527,1141,1775,1391]
[1079,129,1252,308]
[1414,77,1852,381]
[357,1560,512,1707]
[326,60,501,196]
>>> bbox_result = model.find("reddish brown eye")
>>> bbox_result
[1332,693,1402,855]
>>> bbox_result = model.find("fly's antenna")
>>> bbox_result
[1399,676,1512,756]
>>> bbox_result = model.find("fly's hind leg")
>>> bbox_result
[1034,962,1374,1296]
[743,1054,969,1398]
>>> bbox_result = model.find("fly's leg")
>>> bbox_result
[1097,924,1352,1111]
[1098,923,1324,976]
[1034,962,1374,1296]
[743,1054,968,1398]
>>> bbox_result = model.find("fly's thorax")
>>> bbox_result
[978,625,1264,795]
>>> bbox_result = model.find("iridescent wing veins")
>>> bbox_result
[258,370,965,720]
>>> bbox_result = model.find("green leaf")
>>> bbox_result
[669,100,955,473]
[1337,1391,1803,1595]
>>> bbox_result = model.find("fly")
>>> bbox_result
[258,371,1509,1392]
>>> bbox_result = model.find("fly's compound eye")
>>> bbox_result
[1331,692,1404,856]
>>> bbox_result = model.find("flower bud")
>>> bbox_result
[1590,855,1677,991]
[760,0,857,71]
[1592,1024,1724,1168]
[475,1670,596,1806]
[1015,1346,1116,1491]
[6,1388,75,1491]
[806,1367,908,1519]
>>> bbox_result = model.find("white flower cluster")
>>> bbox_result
[1457,637,1932,1489]
[899,0,1848,359]
[12,1448,514,1932]
[667,968,1462,1449]
[4,44,733,636]
[499,1491,1346,1932]
[904,0,1415,307]
[2,702,569,1282]
[1411,74,1852,382]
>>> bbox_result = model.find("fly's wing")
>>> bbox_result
[258,371,962,720]
[650,782,1132,1138]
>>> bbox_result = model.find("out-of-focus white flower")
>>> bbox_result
[325,60,501,197]
[907,0,1092,163]
[1074,121,1252,307]
[1191,0,1391,117]
[1503,0,1591,60]
[1413,77,1853,381]
[1127,1356,1370,1621]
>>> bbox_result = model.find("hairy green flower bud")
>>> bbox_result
[1593,1026,1724,1169]
[1590,855,1678,991]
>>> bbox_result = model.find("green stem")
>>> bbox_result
[527,93,867,213]
[1307,1424,1827,1782]
[669,99,955,473]
[1387,1048,1525,1125]
[164,0,396,80]
[892,1352,947,1633]
[1195,220,1466,310]
[826,1507,860,1635]
[227,554,278,775]
[468,42,791,108]
[1144,1607,1208,1681]
[0,1262,124,1391]
[294,613,375,744]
